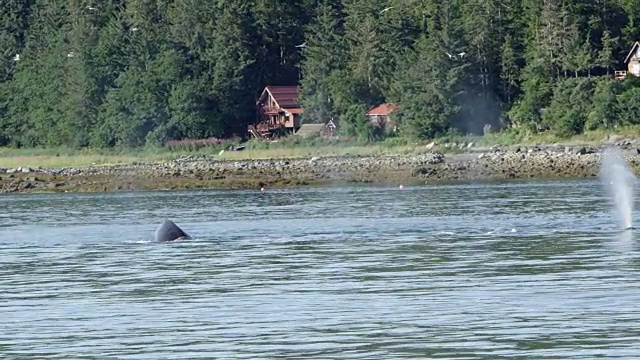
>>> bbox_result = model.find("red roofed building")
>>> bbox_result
[367,103,396,130]
[251,86,304,139]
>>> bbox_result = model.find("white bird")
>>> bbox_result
[446,52,454,59]
[13,54,20,61]
[67,52,75,58]
[295,42,307,48]
[458,52,466,57]
[380,6,394,14]
[131,27,139,32]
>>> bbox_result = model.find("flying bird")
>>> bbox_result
[295,42,307,48]
[380,6,394,14]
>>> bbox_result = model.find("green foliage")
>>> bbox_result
[617,86,640,126]
[586,77,620,129]
[501,33,521,103]
[507,56,553,128]
[543,77,595,137]
[299,0,346,125]
[2,0,640,149]
[339,104,376,140]
[0,1,310,149]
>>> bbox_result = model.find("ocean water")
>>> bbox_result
[1,179,639,359]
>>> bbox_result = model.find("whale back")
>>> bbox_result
[155,219,191,242]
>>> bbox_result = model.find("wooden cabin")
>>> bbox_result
[251,86,304,139]
[616,41,640,80]
[294,119,338,139]
[367,103,396,131]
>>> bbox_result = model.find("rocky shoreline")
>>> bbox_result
[1,141,640,194]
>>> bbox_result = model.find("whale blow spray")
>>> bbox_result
[600,148,636,230]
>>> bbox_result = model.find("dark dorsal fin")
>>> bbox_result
[155,219,191,242]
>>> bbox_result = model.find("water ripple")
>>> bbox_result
[1,179,640,358]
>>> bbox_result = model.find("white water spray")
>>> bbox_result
[600,148,636,230]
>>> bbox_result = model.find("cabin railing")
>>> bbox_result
[255,123,283,131]
[615,70,628,80]
[248,123,285,140]
[260,106,283,114]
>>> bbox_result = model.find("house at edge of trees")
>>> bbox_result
[615,41,640,80]
[367,103,396,132]
[251,86,303,139]
[250,86,398,139]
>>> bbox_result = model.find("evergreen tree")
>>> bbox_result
[597,30,617,74]
[202,2,255,137]
[299,0,346,125]
[0,0,31,83]
[343,0,385,93]
[501,33,520,103]
[374,0,421,98]
[249,0,312,87]
[391,34,463,139]
[586,77,619,129]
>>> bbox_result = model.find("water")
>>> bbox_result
[600,148,637,230]
[1,180,640,359]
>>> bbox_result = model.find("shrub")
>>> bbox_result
[586,77,620,130]
[542,77,594,137]
[616,87,640,126]
[164,137,227,151]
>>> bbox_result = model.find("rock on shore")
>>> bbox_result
[1,144,638,194]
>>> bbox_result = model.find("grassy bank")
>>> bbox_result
[1,126,639,169]
[0,141,425,168]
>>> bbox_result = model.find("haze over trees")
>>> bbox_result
[1,0,640,148]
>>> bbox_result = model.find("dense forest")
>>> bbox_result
[2,0,640,148]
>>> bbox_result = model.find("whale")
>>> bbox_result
[155,219,191,242]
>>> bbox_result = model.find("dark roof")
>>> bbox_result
[295,123,325,138]
[263,86,300,108]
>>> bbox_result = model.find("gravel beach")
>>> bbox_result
[2,139,639,194]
